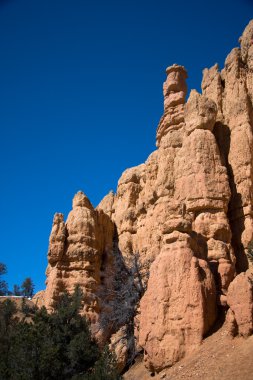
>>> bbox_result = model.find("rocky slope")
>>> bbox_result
[40,20,253,374]
[124,325,253,380]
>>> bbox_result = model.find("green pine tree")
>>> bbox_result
[21,277,35,298]
[0,285,121,380]
[0,263,8,296]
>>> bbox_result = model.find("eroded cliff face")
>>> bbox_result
[202,20,253,273]
[41,21,253,373]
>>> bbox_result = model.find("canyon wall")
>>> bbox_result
[41,21,253,373]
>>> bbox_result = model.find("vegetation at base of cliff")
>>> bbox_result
[247,241,253,263]
[0,286,121,380]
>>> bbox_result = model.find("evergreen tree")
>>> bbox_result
[83,346,121,380]
[13,284,21,296]
[21,277,34,298]
[0,285,121,380]
[0,299,17,378]
[0,263,8,296]
[0,263,7,276]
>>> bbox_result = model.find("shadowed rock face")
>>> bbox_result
[202,20,253,273]
[42,21,253,373]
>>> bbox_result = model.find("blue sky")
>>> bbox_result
[0,0,252,292]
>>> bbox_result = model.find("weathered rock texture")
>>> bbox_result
[44,191,115,340]
[139,233,216,371]
[42,21,253,373]
[226,269,253,337]
[202,20,253,273]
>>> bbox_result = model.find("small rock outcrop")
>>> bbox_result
[41,21,253,374]
[226,270,253,337]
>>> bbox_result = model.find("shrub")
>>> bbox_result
[0,286,121,380]
[247,240,253,263]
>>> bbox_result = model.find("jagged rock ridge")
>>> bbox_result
[40,21,253,373]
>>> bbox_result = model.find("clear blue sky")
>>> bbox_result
[0,0,252,293]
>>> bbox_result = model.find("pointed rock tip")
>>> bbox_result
[166,64,188,78]
[202,63,219,75]
[239,19,253,44]
[184,89,217,134]
[53,213,64,223]
[72,191,93,209]
[189,89,200,97]
[239,19,253,62]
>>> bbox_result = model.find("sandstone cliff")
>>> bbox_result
[41,20,253,374]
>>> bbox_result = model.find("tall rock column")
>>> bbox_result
[44,191,114,335]
[202,20,253,272]
[156,64,187,147]
[176,90,235,299]
[138,75,231,372]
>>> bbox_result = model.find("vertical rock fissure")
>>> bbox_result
[213,121,248,273]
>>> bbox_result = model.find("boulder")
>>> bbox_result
[226,270,253,337]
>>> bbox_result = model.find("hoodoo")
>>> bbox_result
[39,20,253,373]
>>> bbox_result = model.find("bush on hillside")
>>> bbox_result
[0,286,121,380]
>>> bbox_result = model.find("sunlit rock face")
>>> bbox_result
[226,270,253,337]
[156,64,187,147]
[43,21,253,373]
[139,233,217,372]
[44,191,115,338]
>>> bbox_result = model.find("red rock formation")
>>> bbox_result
[139,233,216,371]
[156,64,187,147]
[202,20,253,273]
[44,191,114,338]
[226,269,253,337]
[42,21,253,374]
